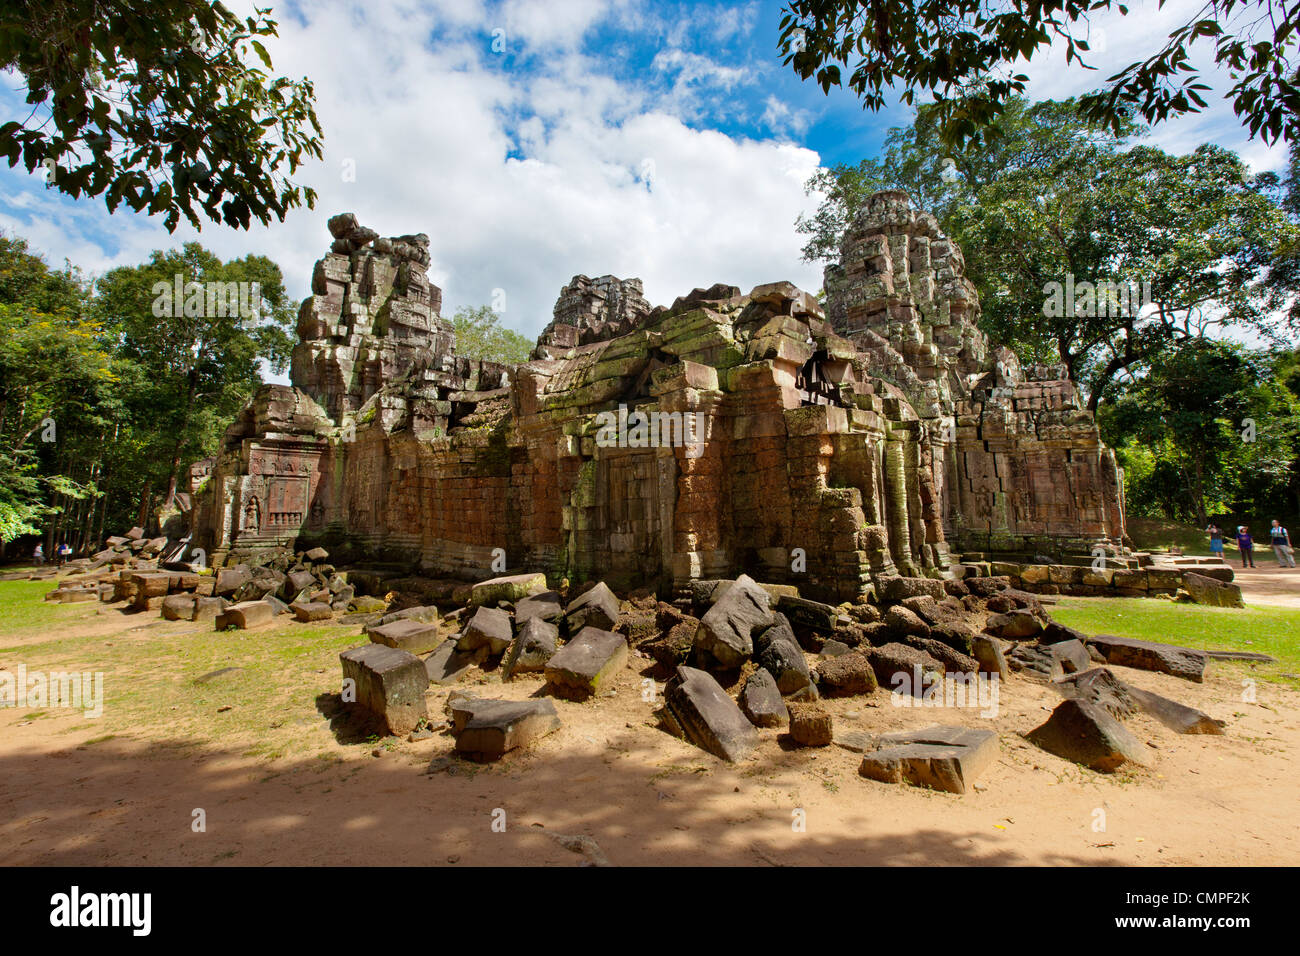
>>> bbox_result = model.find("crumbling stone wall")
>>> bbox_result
[824,190,1125,560]
[192,194,1126,598]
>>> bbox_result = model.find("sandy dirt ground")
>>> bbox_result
[1228,564,1300,608]
[1,584,1298,867]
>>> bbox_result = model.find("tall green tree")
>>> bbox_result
[0,0,322,230]
[93,243,295,507]
[0,234,109,550]
[1101,340,1300,526]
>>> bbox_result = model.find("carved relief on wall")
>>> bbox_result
[244,495,262,533]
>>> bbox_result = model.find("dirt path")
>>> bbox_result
[2,598,1297,866]
[1232,564,1300,608]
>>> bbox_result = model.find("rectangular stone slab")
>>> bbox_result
[367,618,441,654]
[453,698,561,761]
[340,643,429,736]
[470,572,547,607]
[215,600,275,630]
[424,641,475,685]
[1088,634,1207,682]
[859,726,997,794]
[663,665,759,762]
[1127,686,1226,734]
[544,627,628,700]
[293,601,334,622]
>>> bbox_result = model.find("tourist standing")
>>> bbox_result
[32,543,44,566]
[1236,526,1256,568]
[1206,523,1225,558]
[1270,520,1296,568]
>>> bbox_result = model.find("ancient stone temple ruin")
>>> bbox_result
[190,192,1127,601]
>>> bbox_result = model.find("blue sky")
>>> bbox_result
[0,0,1290,351]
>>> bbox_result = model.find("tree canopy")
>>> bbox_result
[779,0,1300,148]
[799,97,1299,409]
[0,232,295,554]
[0,0,322,231]
[450,305,534,366]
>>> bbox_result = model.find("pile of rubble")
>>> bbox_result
[36,527,185,602]
[334,570,1248,787]
[39,533,417,630]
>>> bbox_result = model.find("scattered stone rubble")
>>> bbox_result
[21,192,1262,796]
[31,533,1246,791]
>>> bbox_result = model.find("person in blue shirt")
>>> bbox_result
[1236,526,1255,568]
[1206,523,1224,557]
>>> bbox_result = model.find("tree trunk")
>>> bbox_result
[163,369,201,510]
[136,482,152,532]
[1190,460,1207,529]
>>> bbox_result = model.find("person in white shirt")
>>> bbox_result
[1270,520,1296,568]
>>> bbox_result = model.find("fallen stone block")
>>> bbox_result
[215,565,251,597]
[1027,698,1152,772]
[367,618,441,654]
[502,617,559,680]
[131,571,172,600]
[349,595,388,614]
[1052,667,1139,720]
[859,726,998,794]
[456,605,513,656]
[424,641,475,685]
[880,576,946,602]
[193,596,226,622]
[775,594,838,634]
[984,609,1042,640]
[739,668,788,727]
[787,702,832,747]
[514,590,564,624]
[970,635,1010,680]
[1181,572,1244,608]
[696,573,773,668]
[284,568,317,598]
[292,601,334,622]
[544,627,628,700]
[966,576,1012,597]
[453,698,561,761]
[814,652,878,697]
[884,605,930,638]
[563,581,619,633]
[161,593,197,621]
[470,572,548,607]
[903,636,980,674]
[215,601,275,630]
[864,642,943,694]
[339,644,429,736]
[1052,638,1093,677]
[1088,634,1207,682]
[662,665,759,761]
[644,619,698,670]
[1127,686,1226,735]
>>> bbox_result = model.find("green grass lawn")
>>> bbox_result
[0,578,373,759]
[1051,596,1300,686]
[0,579,66,636]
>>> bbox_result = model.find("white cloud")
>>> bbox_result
[0,0,823,355]
[760,95,812,138]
